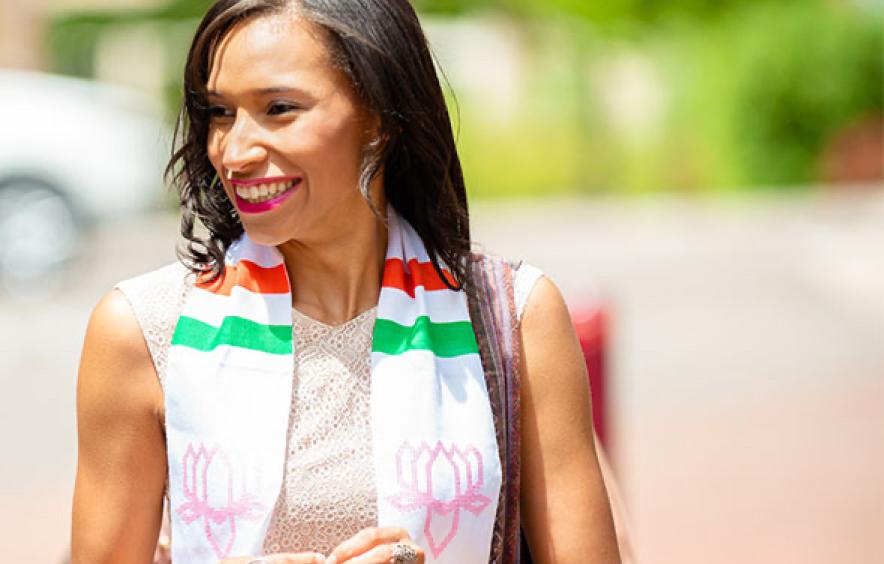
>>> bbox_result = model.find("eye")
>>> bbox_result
[267,101,300,116]
[207,104,234,119]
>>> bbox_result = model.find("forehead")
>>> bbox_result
[207,12,334,92]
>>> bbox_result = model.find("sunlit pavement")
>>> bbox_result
[2,191,883,562]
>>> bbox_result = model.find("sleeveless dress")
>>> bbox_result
[115,259,544,556]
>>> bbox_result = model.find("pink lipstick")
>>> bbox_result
[231,177,302,214]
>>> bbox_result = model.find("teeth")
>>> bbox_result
[235,180,296,203]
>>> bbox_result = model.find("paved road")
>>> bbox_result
[2,192,883,562]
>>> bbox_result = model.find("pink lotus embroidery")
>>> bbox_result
[176,444,264,559]
[387,441,491,558]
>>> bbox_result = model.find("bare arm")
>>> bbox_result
[71,289,167,564]
[520,277,621,563]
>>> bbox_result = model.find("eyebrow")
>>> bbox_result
[207,86,305,97]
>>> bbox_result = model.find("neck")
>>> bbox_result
[277,204,388,326]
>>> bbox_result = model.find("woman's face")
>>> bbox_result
[206,12,376,247]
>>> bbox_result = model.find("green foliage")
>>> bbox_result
[45,0,882,196]
[46,0,206,78]
[448,19,600,198]
[728,1,883,186]
[598,0,883,192]
[423,0,884,195]
[416,0,763,29]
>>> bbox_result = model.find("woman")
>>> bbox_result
[71,1,622,562]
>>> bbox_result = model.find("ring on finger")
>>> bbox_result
[391,542,418,564]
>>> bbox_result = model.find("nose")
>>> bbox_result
[221,110,267,174]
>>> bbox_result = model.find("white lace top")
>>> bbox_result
[115,260,543,555]
[263,306,378,553]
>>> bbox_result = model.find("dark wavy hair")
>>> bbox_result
[166,0,471,289]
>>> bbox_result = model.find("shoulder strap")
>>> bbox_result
[467,254,524,564]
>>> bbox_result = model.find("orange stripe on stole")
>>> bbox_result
[382,258,456,298]
[196,260,289,296]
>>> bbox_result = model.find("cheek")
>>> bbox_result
[204,131,233,200]
[293,100,367,169]
[296,122,365,177]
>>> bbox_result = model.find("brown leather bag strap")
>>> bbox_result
[467,253,524,564]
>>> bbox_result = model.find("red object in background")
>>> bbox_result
[571,303,608,448]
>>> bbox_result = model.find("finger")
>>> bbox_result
[326,527,411,563]
[235,554,325,564]
[341,542,424,564]
[271,553,327,564]
[338,543,393,564]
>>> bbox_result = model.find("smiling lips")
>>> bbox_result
[230,176,301,213]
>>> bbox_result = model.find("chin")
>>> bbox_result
[239,222,294,248]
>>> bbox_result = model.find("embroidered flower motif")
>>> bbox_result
[176,444,264,559]
[387,441,491,558]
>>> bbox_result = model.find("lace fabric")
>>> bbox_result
[115,260,543,555]
[262,307,378,554]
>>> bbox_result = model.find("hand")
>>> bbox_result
[325,527,425,564]
[219,553,326,564]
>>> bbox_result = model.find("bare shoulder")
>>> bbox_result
[519,273,595,454]
[87,289,145,349]
[521,275,575,337]
[519,276,620,562]
[73,290,166,563]
[519,275,593,448]
[77,288,161,418]
[520,275,587,391]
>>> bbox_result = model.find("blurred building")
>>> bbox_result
[0,0,164,69]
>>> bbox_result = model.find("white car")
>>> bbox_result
[0,69,169,293]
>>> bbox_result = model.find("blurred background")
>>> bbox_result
[1,0,882,561]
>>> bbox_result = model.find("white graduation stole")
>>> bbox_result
[165,209,501,562]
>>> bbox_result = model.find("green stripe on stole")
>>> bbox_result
[172,315,292,355]
[372,316,479,358]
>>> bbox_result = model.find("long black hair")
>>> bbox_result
[167,0,471,289]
